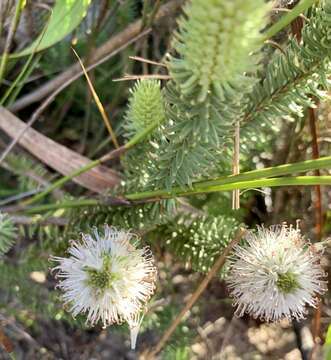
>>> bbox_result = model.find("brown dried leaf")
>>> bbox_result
[0,107,121,193]
[0,328,13,353]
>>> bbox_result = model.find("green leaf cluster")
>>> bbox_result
[124,79,166,136]
[241,1,331,141]
[170,0,269,102]
[155,214,239,274]
[0,212,16,257]
[132,0,270,190]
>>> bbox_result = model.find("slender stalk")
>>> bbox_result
[0,0,25,82]
[232,121,240,210]
[146,228,246,359]
[146,0,162,28]
[309,107,323,346]
[72,49,119,149]
[21,152,331,208]
[1,9,50,105]
[5,55,41,106]
[262,0,317,41]
[23,199,99,214]
[9,215,68,226]
[20,103,161,206]
[140,0,151,30]
[126,154,331,199]
[22,159,101,206]
[124,121,160,149]
[21,176,331,215]
[193,156,331,189]
[1,54,38,105]
[127,176,331,200]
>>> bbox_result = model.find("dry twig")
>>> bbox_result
[0,30,150,166]
[0,107,121,193]
[113,74,171,82]
[72,48,119,149]
[9,0,183,112]
[144,228,246,359]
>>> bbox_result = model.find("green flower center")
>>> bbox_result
[87,268,112,290]
[276,271,300,294]
[85,255,117,292]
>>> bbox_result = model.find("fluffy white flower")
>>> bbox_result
[227,224,327,322]
[51,226,157,349]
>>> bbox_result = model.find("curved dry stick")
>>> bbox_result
[0,107,120,193]
[0,29,150,167]
[145,228,246,359]
[9,0,183,112]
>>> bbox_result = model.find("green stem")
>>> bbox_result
[0,0,25,83]
[1,11,50,105]
[194,175,331,195]
[194,155,331,189]
[1,54,40,106]
[22,159,101,206]
[24,199,99,214]
[126,156,331,199]
[22,176,331,214]
[262,0,318,41]
[23,116,160,205]
[21,155,331,208]
[0,188,19,196]
[126,176,331,200]
[125,121,159,149]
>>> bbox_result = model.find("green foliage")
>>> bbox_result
[145,82,236,189]
[12,0,92,57]
[22,215,64,244]
[156,214,239,274]
[162,345,191,360]
[241,2,331,139]
[122,80,167,189]
[170,0,269,102]
[141,301,193,359]
[0,264,70,326]
[2,1,331,357]
[137,0,270,190]
[65,200,176,236]
[326,323,331,345]
[122,142,155,189]
[139,1,331,190]
[0,213,16,256]
[124,79,166,136]
[117,0,139,26]
[2,154,66,243]
[5,153,49,192]
[0,242,80,326]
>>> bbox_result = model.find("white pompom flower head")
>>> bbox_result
[227,223,327,322]
[51,225,157,349]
